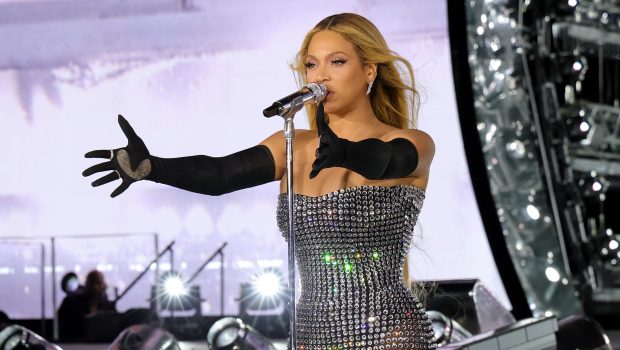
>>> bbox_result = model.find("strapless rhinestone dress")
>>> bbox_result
[277,185,436,349]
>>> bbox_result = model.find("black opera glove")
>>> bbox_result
[82,114,152,198]
[310,102,419,180]
[83,115,276,198]
[146,145,275,196]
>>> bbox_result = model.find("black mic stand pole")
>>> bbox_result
[114,240,176,305]
[185,241,228,316]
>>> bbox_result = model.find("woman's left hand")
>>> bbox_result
[310,102,348,178]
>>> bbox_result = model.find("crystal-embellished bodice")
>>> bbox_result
[277,185,436,349]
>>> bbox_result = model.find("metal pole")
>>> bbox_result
[267,85,324,348]
[220,251,224,316]
[154,233,160,317]
[40,243,46,337]
[284,116,297,349]
[51,237,58,341]
[170,246,174,320]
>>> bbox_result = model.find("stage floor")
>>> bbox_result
[56,332,620,350]
[57,340,289,350]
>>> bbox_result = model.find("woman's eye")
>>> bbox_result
[331,59,346,65]
[304,62,316,69]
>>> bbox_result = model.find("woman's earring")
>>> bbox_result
[366,80,374,96]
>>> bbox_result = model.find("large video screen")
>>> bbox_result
[0,0,509,319]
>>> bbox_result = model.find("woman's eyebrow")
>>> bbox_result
[305,51,350,59]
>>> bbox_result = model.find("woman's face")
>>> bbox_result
[305,30,373,115]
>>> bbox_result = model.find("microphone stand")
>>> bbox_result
[114,240,175,305]
[185,241,228,316]
[264,83,324,349]
[279,96,306,350]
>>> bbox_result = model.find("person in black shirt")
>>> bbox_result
[58,270,115,341]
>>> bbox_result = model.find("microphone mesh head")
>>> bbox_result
[305,83,327,103]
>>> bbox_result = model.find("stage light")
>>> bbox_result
[572,59,585,73]
[563,108,593,143]
[557,56,588,102]
[426,310,472,346]
[545,267,561,283]
[239,268,289,338]
[252,271,282,298]
[152,271,189,310]
[596,229,620,267]
[577,172,608,198]
[246,268,287,306]
[207,317,277,350]
[163,274,185,297]
[555,0,580,15]
[525,205,541,221]
[505,139,526,159]
[108,324,180,350]
[151,270,203,319]
[0,324,62,350]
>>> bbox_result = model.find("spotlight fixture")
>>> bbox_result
[555,0,580,15]
[151,270,203,317]
[427,310,472,346]
[154,271,193,313]
[242,268,288,310]
[207,317,277,350]
[251,270,284,299]
[162,273,185,298]
[577,172,608,198]
[563,108,593,143]
[597,229,620,266]
[108,324,180,350]
[569,56,587,75]
[0,325,62,350]
[239,269,289,338]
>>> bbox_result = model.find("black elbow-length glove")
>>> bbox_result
[310,102,419,180]
[82,115,275,197]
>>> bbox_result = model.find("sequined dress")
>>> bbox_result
[277,185,436,349]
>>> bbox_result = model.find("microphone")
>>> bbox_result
[263,82,327,118]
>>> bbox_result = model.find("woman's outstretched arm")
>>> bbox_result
[83,115,279,197]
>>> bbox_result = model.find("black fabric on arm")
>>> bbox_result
[146,145,275,196]
[343,137,419,180]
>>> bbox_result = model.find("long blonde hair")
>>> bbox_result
[291,13,419,130]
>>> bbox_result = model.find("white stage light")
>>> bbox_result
[253,272,282,297]
[163,275,185,297]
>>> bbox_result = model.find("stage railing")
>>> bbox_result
[0,232,159,341]
[0,240,46,334]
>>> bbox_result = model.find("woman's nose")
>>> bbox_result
[314,66,329,82]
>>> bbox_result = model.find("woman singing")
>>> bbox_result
[83,13,436,349]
